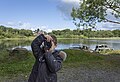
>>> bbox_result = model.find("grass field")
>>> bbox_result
[0,49,120,78]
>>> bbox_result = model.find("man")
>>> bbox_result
[28,34,67,82]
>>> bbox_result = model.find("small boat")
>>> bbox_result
[69,44,81,49]
[69,44,89,50]
[94,44,113,52]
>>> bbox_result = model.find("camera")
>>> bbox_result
[43,40,52,50]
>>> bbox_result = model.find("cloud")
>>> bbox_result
[36,26,49,32]
[1,21,67,33]
[106,9,120,22]
[3,21,35,31]
[19,22,31,29]
[96,22,120,30]
[61,0,80,3]
[7,22,15,26]
[36,25,66,33]
[57,0,80,20]
[96,10,120,30]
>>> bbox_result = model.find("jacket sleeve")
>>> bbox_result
[44,52,63,73]
[31,34,45,60]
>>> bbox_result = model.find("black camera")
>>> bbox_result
[43,40,52,50]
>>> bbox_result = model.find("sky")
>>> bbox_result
[0,0,120,32]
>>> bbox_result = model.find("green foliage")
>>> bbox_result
[71,0,120,27]
[50,28,120,38]
[0,26,33,39]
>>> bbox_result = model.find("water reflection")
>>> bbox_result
[0,39,120,51]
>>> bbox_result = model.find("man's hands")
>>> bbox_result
[44,35,56,52]
[44,35,53,42]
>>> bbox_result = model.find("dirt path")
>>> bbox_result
[1,66,120,82]
[57,66,120,82]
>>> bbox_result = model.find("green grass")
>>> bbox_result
[0,50,34,77]
[100,50,120,55]
[0,49,120,77]
[63,49,120,69]
[62,49,105,68]
[0,36,35,41]
[63,49,103,63]
[88,37,120,40]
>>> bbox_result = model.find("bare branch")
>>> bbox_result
[105,18,120,24]
[105,2,120,13]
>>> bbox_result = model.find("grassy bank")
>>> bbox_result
[63,49,120,69]
[0,49,120,78]
[1,36,120,41]
[0,36,35,41]
[87,37,120,40]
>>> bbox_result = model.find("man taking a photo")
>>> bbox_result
[28,34,67,82]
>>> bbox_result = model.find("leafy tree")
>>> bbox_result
[71,0,120,28]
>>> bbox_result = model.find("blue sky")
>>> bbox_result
[0,0,120,32]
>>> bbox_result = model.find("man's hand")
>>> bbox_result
[44,35,56,52]
[44,35,53,42]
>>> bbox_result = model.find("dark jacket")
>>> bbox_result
[28,34,63,82]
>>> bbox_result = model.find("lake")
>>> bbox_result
[0,39,120,51]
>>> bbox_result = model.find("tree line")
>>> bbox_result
[49,28,120,38]
[0,25,33,39]
[0,25,120,39]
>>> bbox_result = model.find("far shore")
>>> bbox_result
[0,37,120,40]
[88,37,120,40]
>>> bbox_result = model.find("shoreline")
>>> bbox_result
[87,37,120,40]
[0,37,120,40]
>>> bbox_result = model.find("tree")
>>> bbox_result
[71,0,120,28]
[112,29,120,37]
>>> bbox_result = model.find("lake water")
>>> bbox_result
[0,39,120,51]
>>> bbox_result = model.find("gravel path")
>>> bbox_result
[57,66,120,82]
[1,66,120,82]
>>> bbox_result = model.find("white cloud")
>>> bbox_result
[19,22,31,29]
[61,0,80,3]
[57,0,80,20]
[96,22,120,30]
[3,21,34,30]
[106,9,120,22]
[2,21,67,32]
[37,25,65,33]
[7,22,15,26]
[47,28,65,32]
